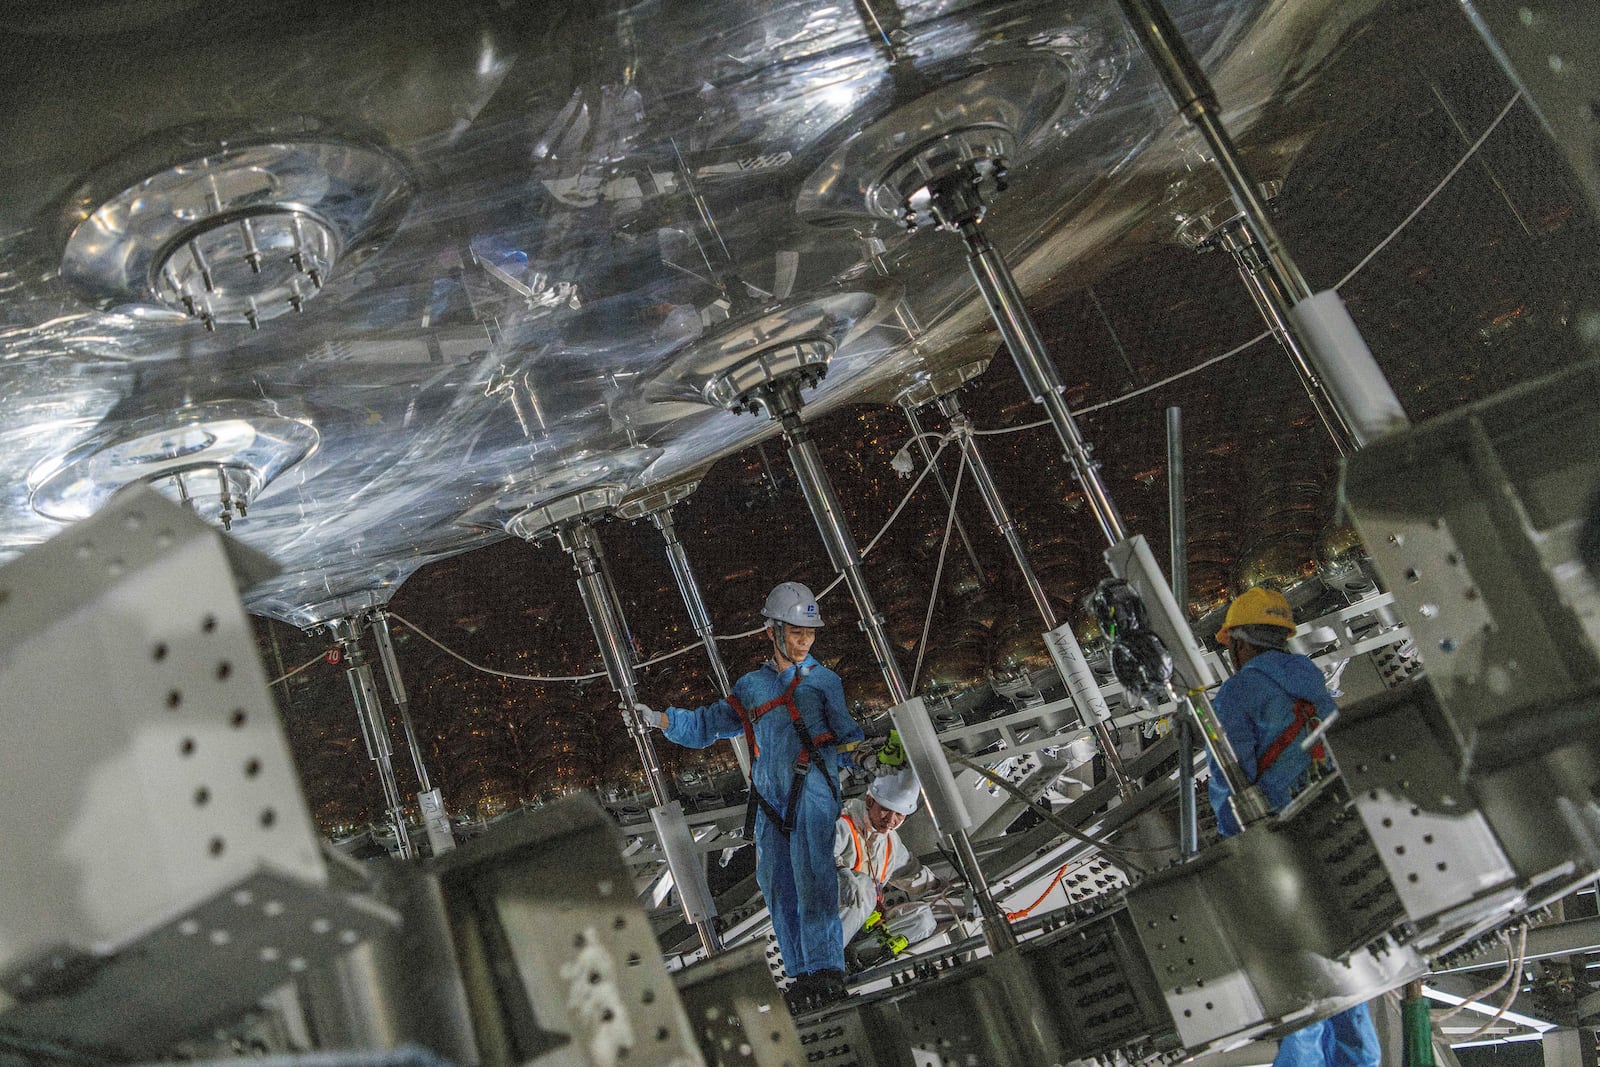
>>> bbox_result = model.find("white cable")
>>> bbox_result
[268,652,326,687]
[1436,924,1525,1022]
[956,90,1523,434]
[712,434,953,640]
[1335,90,1523,291]
[1462,924,1530,1040]
[971,418,1051,436]
[861,434,953,559]
[911,450,969,693]
[388,611,607,682]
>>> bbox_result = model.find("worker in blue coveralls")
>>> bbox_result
[1210,587,1380,1067]
[636,581,863,1011]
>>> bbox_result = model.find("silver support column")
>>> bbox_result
[936,205,1267,830]
[936,390,1133,795]
[648,506,751,781]
[369,610,455,855]
[1114,0,1408,446]
[756,375,1017,954]
[958,219,1128,545]
[326,616,413,859]
[555,519,724,956]
[1166,407,1199,857]
[900,400,986,585]
[1209,218,1356,454]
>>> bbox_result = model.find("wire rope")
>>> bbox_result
[910,450,969,693]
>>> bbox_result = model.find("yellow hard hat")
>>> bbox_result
[1215,587,1296,644]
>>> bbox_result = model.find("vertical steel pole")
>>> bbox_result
[1166,408,1199,856]
[947,211,1266,828]
[556,519,723,956]
[649,506,752,781]
[959,221,1128,546]
[937,391,1132,794]
[369,611,456,855]
[1212,220,1356,455]
[368,612,433,792]
[558,520,670,806]
[327,617,413,859]
[1114,0,1407,445]
[760,377,1017,953]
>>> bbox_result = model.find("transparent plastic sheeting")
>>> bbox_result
[0,0,1384,625]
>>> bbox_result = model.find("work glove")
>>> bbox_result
[625,701,660,732]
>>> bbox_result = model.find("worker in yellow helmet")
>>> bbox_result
[1210,587,1378,1067]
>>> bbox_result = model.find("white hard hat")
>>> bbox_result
[762,581,823,628]
[867,769,920,816]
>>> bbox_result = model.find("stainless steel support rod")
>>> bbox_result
[949,214,1268,829]
[327,617,413,859]
[901,401,986,585]
[557,519,723,956]
[1213,220,1356,455]
[937,392,1132,794]
[1165,407,1202,845]
[1165,406,1188,614]
[558,520,671,808]
[1176,715,1199,858]
[369,610,433,793]
[958,220,1127,546]
[761,378,1016,953]
[650,507,752,781]
[1114,0,1407,448]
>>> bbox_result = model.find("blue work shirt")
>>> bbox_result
[663,654,863,811]
[1207,649,1335,837]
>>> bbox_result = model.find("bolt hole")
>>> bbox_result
[166,690,182,709]
[194,786,210,807]
[201,615,217,634]
[230,709,247,728]
[642,989,656,1005]
[1404,567,1420,582]
[208,837,225,857]
[244,758,261,778]
[153,642,168,661]
[216,661,232,681]
[260,808,276,829]
[180,737,196,756]
[657,1028,671,1041]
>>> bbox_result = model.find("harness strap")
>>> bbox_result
[731,666,840,838]
[1255,698,1325,780]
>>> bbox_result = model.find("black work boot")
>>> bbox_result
[812,968,849,1008]
[782,973,815,1014]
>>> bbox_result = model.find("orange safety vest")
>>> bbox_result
[842,812,894,885]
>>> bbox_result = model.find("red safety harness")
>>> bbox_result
[1254,698,1327,781]
[727,666,839,839]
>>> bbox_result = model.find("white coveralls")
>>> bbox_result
[832,797,937,946]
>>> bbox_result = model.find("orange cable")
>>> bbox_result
[1006,863,1072,922]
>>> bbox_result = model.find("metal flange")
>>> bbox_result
[1172,179,1285,251]
[893,359,992,410]
[504,485,626,542]
[796,58,1073,228]
[61,124,413,329]
[26,403,319,527]
[458,446,661,533]
[615,480,700,521]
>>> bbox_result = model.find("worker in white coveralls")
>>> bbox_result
[834,769,940,963]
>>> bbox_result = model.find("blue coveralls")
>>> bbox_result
[1207,649,1382,1067]
[663,654,863,978]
